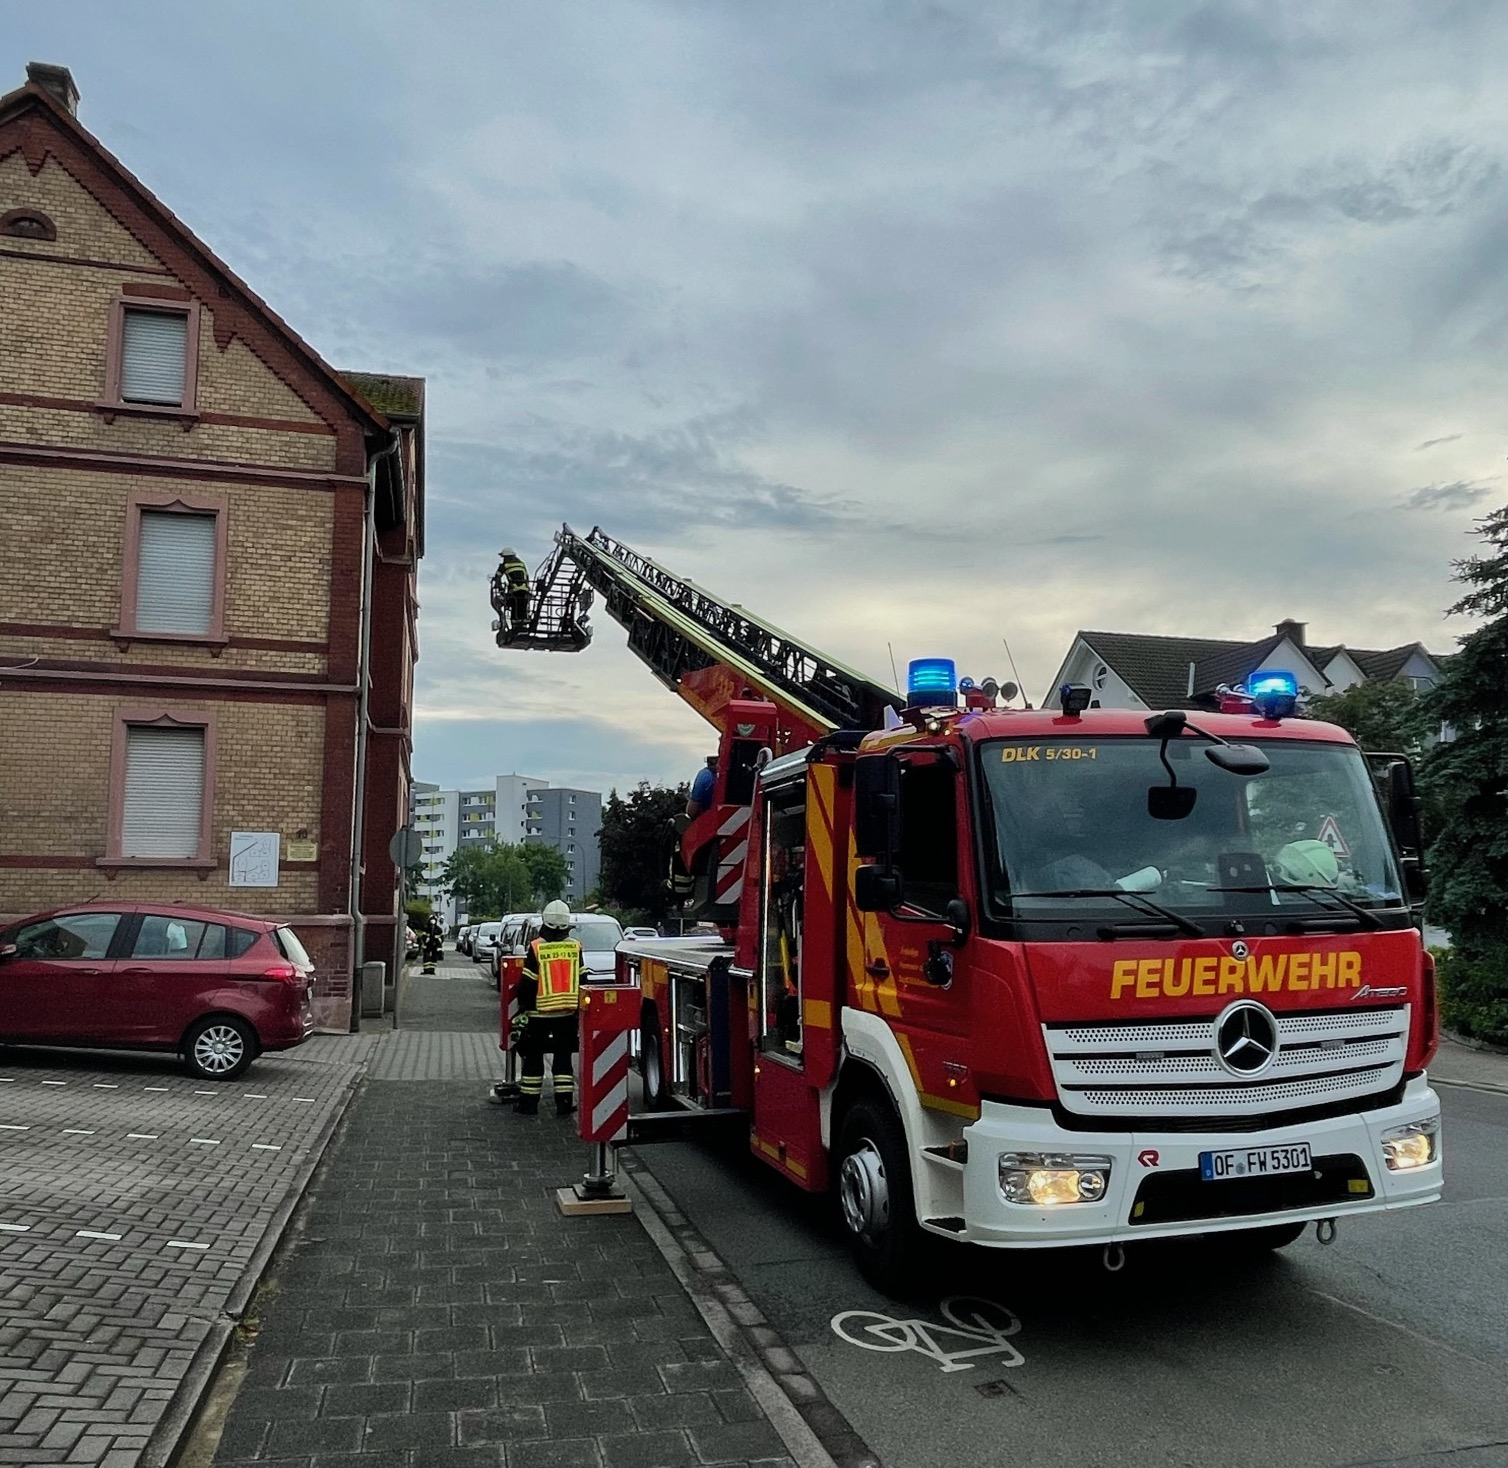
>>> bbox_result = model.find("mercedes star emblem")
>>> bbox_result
[1231,940,1250,961]
[1214,1000,1279,1078]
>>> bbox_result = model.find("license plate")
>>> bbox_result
[1199,1143,1312,1181]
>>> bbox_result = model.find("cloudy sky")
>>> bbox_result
[14,3,1506,796]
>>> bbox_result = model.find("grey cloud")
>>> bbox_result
[1415,434,1463,450]
[1400,480,1495,512]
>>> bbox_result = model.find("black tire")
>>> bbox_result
[639,1008,670,1110]
[1214,1221,1308,1253]
[835,1094,924,1295]
[183,1015,256,1081]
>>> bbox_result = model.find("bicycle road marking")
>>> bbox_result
[831,1297,1026,1373]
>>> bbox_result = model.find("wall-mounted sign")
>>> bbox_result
[286,840,318,862]
[229,831,280,887]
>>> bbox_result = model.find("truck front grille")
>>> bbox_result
[1042,1006,1409,1119]
[1129,1153,1373,1225]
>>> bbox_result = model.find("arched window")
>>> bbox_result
[0,209,57,241]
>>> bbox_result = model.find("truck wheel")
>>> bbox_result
[835,1096,923,1295]
[640,1009,670,1110]
[1215,1221,1307,1252]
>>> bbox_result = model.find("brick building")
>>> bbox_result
[0,64,424,1029]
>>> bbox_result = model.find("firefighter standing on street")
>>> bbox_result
[510,900,582,1116]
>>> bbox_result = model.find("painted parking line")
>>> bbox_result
[193,1090,217,1096]
[76,1230,122,1241]
[0,1223,31,1233]
[40,1080,66,1087]
[145,1086,169,1092]
[292,1097,317,1103]
[126,1134,158,1140]
[189,1138,222,1146]
[243,1093,268,1099]
[165,1240,210,1251]
[61,1129,94,1136]
[251,1143,281,1151]
[0,1124,30,1132]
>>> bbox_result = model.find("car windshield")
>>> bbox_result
[979,735,1406,923]
[574,919,624,953]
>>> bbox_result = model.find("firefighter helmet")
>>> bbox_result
[499,547,517,559]
[1273,839,1339,887]
[542,899,572,929]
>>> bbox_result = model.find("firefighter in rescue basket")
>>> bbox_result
[510,900,583,1116]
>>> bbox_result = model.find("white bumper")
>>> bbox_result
[953,1075,1442,1247]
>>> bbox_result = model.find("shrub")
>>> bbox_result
[1436,946,1508,1046]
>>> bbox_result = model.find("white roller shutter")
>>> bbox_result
[122,726,205,858]
[121,309,187,404]
[135,511,215,634]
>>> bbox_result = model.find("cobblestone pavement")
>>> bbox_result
[0,1036,370,1466]
[209,952,798,1468]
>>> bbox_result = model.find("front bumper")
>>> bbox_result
[953,1076,1442,1247]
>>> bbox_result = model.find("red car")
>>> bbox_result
[0,901,316,1080]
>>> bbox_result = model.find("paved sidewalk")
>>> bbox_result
[208,953,798,1468]
[1429,1031,1508,1094]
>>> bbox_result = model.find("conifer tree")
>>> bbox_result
[1419,504,1508,1040]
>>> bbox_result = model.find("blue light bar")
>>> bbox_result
[908,657,957,704]
[1248,670,1298,698]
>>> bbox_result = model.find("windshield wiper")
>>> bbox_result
[1011,889,1206,938]
[1214,884,1384,929]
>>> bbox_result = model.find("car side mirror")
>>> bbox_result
[854,864,904,912]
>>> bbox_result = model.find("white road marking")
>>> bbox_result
[242,1094,268,1099]
[93,1083,118,1089]
[145,1086,169,1092]
[76,1230,122,1241]
[0,1223,31,1232]
[193,1090,217,1096]
[40,1080,66,1087]
[0,1124,30,1131]
[189,1138,221,1146]
[292,1097,316,1103]
[126,1134,158,1140]
[61,1129,94,1136]
[165,1240,210,1250]
[251,1143,281,1151]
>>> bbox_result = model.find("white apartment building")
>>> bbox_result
[409,774,598,923]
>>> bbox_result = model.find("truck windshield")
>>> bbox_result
[979,737,1406,924]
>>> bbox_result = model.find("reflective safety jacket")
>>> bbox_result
[519,937,582,1017]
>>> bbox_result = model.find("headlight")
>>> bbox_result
[1381,1117,1439,1171]
[999,1152,1113,1205]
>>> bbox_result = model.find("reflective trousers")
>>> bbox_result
[516,1016,577,1099]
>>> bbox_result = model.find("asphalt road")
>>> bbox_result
[631,1083,1508,1468]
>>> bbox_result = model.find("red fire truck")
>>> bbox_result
[493,528,1442,1288]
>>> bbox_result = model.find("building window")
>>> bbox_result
[103,709,216,868]
[116,491,227,644]
[0,208,57,241]
[103,296,200,414]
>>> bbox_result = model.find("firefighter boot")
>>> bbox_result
[555,1096,575,1117]
[514,1096,539,1116]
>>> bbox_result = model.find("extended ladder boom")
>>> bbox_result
[493,525,901,740]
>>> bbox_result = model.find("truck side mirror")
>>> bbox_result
[854,754,902,859]
[1384,759,1429,905]
[854,864,904,912]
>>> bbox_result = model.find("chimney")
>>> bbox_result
[26,63,79,117]
[1274,618,1306,648]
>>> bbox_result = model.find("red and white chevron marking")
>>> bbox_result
[582,1030,631,1143]
[714,806,751,905]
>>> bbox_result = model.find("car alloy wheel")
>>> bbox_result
[187,1018,254,1079]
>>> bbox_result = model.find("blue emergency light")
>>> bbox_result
[907,657,957,706]
[1248,669,1298,719]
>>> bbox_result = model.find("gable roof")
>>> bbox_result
[0,76,390,439]
[1070,627,1442,711]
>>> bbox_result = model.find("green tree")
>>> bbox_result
[439,839,533,920]
[598,781,688,923]
[519,843,569,904]
[1307,679,1426,757]
[1417,503,1508,1041]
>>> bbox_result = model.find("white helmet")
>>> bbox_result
[542,899,572,929]
[499,547,517,559]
